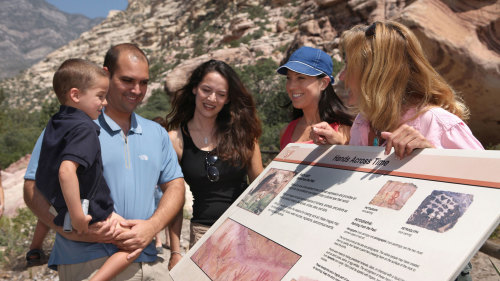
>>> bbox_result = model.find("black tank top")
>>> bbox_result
[180,124,248,226]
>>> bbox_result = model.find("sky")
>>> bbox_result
[46,0,128,19]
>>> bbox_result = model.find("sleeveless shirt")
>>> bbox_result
[180,124,248,226]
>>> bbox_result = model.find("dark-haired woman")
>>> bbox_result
[166,60,263,267]
[277,46,353,150]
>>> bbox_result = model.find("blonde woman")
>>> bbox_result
[312,21,481,281]
[312,21,483,158]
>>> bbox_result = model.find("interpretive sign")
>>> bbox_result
[171,144,500,281]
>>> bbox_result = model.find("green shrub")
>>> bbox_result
[234,58,289,163]
[287,18,299,27]
[174,53,189,60]
[0,103,49,168]
[38,96,60,128]
[332,58,344,77]
[150,61,167,82]
[243,5,267,19]
[228,28,264,48]
[0,88,6,105]
[229,40,241,48]
[193,34,206,57]
[252,28,264,40]
[136,88,171,120]
[278,43,289,53]
[0,208,54,269]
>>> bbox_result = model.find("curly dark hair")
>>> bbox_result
[166,60,262,167]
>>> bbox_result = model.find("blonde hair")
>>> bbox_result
[341,21,469,132]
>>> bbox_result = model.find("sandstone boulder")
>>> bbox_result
[164,47,254,95]
[400,0,500,145]
[1,154,30,217]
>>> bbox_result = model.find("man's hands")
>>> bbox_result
[61,214,118,243]
[114,219,157,260]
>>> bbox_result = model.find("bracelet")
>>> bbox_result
[170,251,183,256]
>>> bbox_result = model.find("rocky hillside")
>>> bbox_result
[0,0,103,79]
[0,0,499,144]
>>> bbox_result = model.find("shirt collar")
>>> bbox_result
[97,109,143,135]
[60,105,100,133]
[355,107,420,129]
[353,113,369,126]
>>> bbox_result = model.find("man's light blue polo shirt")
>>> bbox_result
[25,111,183,269]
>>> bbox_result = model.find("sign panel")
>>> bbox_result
[171,144,500,281]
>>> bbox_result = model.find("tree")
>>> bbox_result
[234,59,290,163]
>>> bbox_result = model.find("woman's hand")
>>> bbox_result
[381,124,434,159]
[311,122,348,145]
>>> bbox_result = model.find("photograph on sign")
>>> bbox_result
[369,180,418,210]
[406,190,474,233]
[191,218,301,280]
[238,168,297,215]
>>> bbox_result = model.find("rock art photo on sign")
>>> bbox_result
[238,168,297,215]
[191,218,301,280]
[407,190,474,233]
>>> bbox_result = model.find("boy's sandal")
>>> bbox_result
[156,246,164,254]
[26,249,45,267]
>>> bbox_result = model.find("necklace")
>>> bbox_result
[189,121,214,146]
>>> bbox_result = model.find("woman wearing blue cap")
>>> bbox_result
[277,46,353,150]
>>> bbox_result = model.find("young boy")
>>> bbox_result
[36,58,133,281]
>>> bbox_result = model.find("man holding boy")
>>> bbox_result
[24,43,185,280]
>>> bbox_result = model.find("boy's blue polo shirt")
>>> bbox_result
[25,110,183,269]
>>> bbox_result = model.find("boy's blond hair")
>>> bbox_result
[53,58,109,104]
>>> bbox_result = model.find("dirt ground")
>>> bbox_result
[1,219,498,281]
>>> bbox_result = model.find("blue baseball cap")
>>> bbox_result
[277,46,335,84]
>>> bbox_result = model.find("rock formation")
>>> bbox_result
[0,0,499,144]
[398,0,500,145]
[0,0,103,79]
[1,155,30,217]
